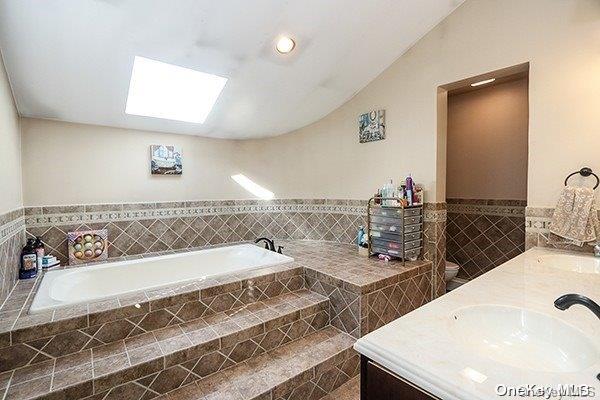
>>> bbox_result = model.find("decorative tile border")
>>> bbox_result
[447,199,526,217]
[422,205,447,223]
[0,214,25,246]
[525,207,598,253]
[24,200,367,228]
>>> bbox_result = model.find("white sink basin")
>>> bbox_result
[534,254,600,273]
[449,305,599,372]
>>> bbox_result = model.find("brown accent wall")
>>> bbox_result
[445,78,528,279]
[446,78,528,201]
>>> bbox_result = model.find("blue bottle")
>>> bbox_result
[357,226,365,246]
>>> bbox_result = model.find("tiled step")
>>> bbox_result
[0,263,305,371]
[321,376,360,400]
[160,326,358,400]
[0,290,330,400]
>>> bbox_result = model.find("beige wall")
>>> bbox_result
[446,78,528,200]
[238,0,600,206]
[18,0,600,208]
[20,118,258,205]
[0,51,22,214]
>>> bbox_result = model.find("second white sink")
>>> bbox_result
[449,305,599,372]
[534,254,600,274]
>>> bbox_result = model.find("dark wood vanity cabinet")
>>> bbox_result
[360,356,439,400]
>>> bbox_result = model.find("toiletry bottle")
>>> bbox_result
[384,179,393,205]
[20,239,38,280]
[357,226,365,246]
[34,237,45,271]
[406,174,414,206]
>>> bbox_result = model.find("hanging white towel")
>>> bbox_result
[549,186,599,246]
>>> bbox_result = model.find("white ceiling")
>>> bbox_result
[0,0,464,139]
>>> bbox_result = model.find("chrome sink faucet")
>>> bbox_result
[554,294,600,320]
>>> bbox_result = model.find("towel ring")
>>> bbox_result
[564,167,599,190]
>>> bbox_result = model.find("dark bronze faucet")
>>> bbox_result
[554,294,600,319]
[255,237,275,251]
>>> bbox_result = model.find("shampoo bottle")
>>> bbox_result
[19,239,38,280]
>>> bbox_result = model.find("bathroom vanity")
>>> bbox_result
[355,248,600,400]
[361,356,438,399]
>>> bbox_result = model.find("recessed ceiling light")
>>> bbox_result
[276,36,296,54]
[470,78,496,87]
[125,56,227,124]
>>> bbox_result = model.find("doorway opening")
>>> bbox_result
[438,63,529,290]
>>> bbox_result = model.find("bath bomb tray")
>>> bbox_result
[67,229,108,265]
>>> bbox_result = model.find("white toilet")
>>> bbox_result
[444,260,460,282]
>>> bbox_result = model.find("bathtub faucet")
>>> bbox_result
[255,237,276,252]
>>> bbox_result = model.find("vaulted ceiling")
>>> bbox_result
[0,0,463,138]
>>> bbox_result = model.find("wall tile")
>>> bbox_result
[446,199,525,280]
[25,200,370,264]
[0,208,25,305]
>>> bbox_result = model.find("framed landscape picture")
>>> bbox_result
[359,110,385,143]
[150,145,182,175]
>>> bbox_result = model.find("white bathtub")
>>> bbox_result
[29,244,294,314]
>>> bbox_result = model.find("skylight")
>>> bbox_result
[125,56,227,124]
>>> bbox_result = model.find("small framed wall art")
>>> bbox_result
[150,145,182,175]
[359,109,385,143]
[68,229,108,265]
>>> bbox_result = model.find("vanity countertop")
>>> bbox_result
[354,247,600,399]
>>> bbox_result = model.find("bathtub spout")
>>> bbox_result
[255,237,276,251]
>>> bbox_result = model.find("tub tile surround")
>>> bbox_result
[24,199,446,269]
[0,208,26,306]
[526,206,600,253]
[301,245,432,337]
[446,199,526,279]
[0,241,433,400]
[24,199,369,265]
